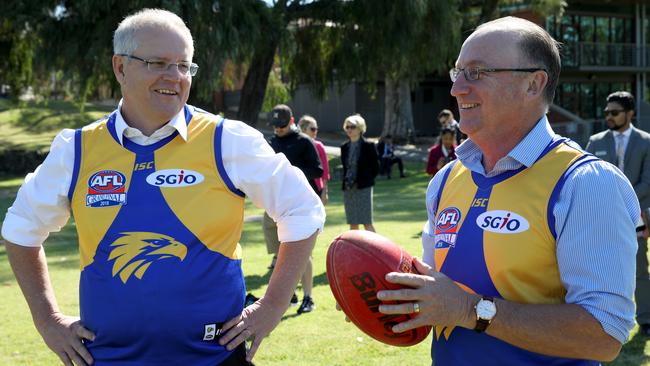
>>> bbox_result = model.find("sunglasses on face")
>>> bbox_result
[604,109,626,117]
[310,127,318,132]
[344,125,357,130]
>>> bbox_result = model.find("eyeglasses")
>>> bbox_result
[118,54,199,76]
[449,67,546,82]
[344,125,357,130]
[309,127,318,132]
[604,109,626,117]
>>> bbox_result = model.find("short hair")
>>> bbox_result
[438,109,453,119]
[113,8,194,58]
[440,127,456,136]
[343,114,367,134]
[476,17,561,105]
[298,115,317,132]
[607,91,635,111]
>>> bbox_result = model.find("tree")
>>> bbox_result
[285,0,460,140]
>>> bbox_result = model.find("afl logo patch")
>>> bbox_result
[86,170,127,207]
[434,207,462,249]
[146,169,204,188]
[436,207,462,231]
[476,210,530,234]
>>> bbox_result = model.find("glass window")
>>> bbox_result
[580,16,595,43]
[561,15,578,67]
[580,83,595,119]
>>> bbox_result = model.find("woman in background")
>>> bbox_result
[340,114,379,232]
[299,115,330,204]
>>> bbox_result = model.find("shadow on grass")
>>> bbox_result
[244,271,330,294]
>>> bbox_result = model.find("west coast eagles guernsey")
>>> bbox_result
[68,105,245,365]
[430,137,601,366]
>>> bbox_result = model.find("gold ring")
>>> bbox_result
[413,302,420,314]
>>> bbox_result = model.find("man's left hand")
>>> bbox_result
[377,257,478,333]
[219,296,286,362]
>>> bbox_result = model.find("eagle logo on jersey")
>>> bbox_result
[108,232,188,283]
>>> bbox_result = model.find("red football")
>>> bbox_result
[326,230,432,346]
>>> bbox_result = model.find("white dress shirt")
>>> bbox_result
[613,125,632,170]
[1,102,325,247]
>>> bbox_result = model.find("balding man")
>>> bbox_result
[377,16,638,365]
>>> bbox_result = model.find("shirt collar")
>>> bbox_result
[114,99,189,146]
[455,115,554,169]
[613,125,633,138]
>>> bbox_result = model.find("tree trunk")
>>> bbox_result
[383,78,415,143]
[237,36,278,126]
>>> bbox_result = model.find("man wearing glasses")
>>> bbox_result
[586,91,650,338]
[1,8,324,366]
[377,17,638,365]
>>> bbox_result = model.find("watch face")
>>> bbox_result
[476,299,497,320]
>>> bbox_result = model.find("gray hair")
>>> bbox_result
[113,8,194,57]
[298,115,317,132]
[343,114,367,134]
[476,16,561,106]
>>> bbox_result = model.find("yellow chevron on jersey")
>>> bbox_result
[69,109,245,271]
[67,106,248,365]
[431,140,587,344]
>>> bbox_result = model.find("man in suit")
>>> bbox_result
[376,134,405,179]
[586,91,650,336]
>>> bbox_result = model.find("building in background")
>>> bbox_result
[224,1,650,146]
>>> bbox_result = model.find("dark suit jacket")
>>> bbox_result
[340,138,379,190]
[586,126,650,209]
[426,144,456,176]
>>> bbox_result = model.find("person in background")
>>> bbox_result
[261,104,323,309]
[340,114,379,232]
[376,134,406,179]
[292,114,331,314]
[426,127,457,176]
[438,109,465,144]
[586,90,650,337]
[298,115,330,204]
[377,16,638,365]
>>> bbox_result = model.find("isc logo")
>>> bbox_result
[436,207,462,231]
[146,169,204,188]
[476,210,530,234]
[88,170,126,193]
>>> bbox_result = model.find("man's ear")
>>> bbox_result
[112,55,126,83]
[526,71,548,99]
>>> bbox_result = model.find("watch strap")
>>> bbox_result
[474,296,494,333]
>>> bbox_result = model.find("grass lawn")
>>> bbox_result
[0,99,114,153]
[1,161,649,365]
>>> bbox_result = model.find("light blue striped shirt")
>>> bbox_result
[422,116,639,344]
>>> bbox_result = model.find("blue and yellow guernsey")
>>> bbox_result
[431,138,600,366]
[67,105,246,365]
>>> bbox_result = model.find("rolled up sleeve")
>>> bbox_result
[1,129,75,247]
[555,160,639,343]
[221,120,325,243]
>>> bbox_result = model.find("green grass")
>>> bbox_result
[0,160,649,364]
[0,99,113,153]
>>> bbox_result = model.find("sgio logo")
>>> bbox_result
[476,210,529,234]
[146,169,204,188]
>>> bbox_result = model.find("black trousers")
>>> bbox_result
[219,345,255,366]
[380,156,404,177]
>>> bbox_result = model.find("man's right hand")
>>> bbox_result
[37,312,95,366]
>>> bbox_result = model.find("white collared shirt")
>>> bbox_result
[613,125,633,156]
[2,101,325,247]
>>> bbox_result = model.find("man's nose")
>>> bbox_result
[450,74,469,97]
